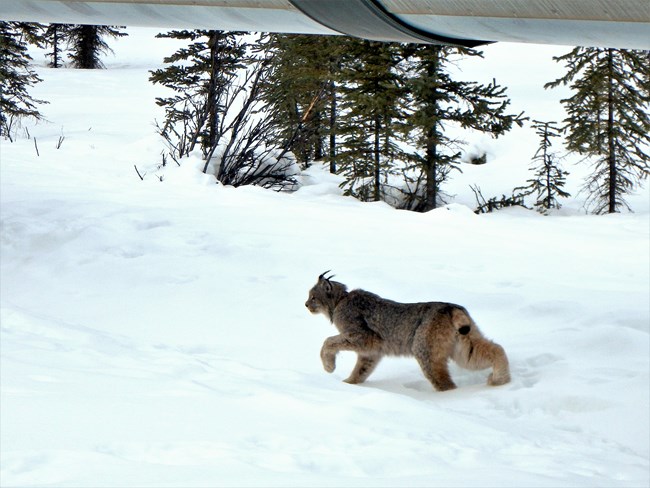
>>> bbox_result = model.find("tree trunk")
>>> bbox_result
[606,48,617,213]
[205,31,220,156]
[78,25,97,69]
[425,129,438,211]
[544,124,552,209]
[373,116,381,201]
[423,47,441,211]
[51,25,62,68]
[313,110,323,161]
[328,79,337,173]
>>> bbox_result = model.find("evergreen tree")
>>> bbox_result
[516,120,570,213]
[43,24,72,68]
[12,22,45,46]
[149,30,247,159]
[0,22,47,140]
[262,34,348,170]
[263,34,325,165]
[545,47,650,214]
[337,40,409,202]
[150,31,298,189]
[67,25,127,69]
[403,45,526,211]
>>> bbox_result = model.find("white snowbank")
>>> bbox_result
[1,28,648,487]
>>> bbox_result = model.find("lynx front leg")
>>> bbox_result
[344,354,381,384]
[320,335,351,373]
[321,333,383,377]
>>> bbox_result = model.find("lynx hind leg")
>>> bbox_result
[344,354,381,384]
[487,342,511,386]
[412,327,457,391]
[454,335,511,386]
[414,350,457,391]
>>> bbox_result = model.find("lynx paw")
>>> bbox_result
[321,354,336,373]
[436,382,457,392]
[488,372,511,386]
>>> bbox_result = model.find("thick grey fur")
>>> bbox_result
[305,272,511,391]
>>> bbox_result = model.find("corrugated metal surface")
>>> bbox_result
[385,0,650,23]
[1,0,334,34]
[1,0,648,48]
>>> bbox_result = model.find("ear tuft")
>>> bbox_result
[319,270,335,282]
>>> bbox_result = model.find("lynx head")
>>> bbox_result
[305,270,347,318]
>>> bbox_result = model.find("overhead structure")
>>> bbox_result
[2,0,649,49]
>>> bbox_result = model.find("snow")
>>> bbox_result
[1,28,649,487]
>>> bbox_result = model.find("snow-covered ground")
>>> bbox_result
[1,29,649,487]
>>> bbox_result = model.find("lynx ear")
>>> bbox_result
[318,270,335,282]
[318,270,335,295]
[324,280,333,295]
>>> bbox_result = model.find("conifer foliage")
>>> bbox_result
[262,39,525,207]
[261,34,344,168]
[516,120,570,213]
[403,45,526,211]
[150,31,300,190]
[67,25,127,69]
[43,24,72,68]
[546,48,650,214]
[150,30,246,159]
[0,22,47,140]
[337,40,408,203]
[149,32,647,211]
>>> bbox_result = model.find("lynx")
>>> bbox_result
[305,272,511,391]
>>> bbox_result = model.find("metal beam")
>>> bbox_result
[289,0,489,47]
[1,0,648,48]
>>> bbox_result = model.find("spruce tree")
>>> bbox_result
[67,25,127,69]
[516,120,570,213]
[263,34,324,165]
[12,22,45,47]
[545,47,650,214]
[262,34,348,170]
[149,30,246,159]
[0,22,47,140]
[43,24,72,68]
[150,31,298,189]
[404,45,526,211]
[337,40,408,202]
